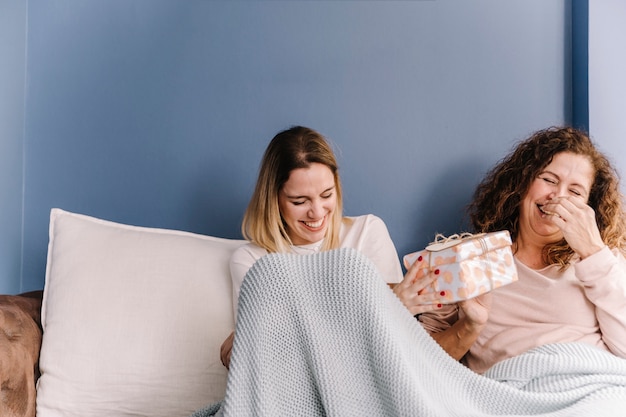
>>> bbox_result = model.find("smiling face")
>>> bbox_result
[519,152,595,245]
[278,162,337,246]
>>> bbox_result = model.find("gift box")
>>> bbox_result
[403,231,518,304]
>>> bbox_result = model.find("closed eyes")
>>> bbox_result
[291,192,333,206]
[539,176,584,197]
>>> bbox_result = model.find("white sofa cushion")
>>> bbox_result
[36,208,244,417]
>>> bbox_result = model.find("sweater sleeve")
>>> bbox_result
[574,246,626,357]
[229,244,267,319]
[418,304,459,333]
[347,215,404,284]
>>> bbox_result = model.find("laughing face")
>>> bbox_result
[519,152,594,245]
[278,162,337,246]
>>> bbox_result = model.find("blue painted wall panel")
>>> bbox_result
[0,1,27,294]
[3,1,579,292]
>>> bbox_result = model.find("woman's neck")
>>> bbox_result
[513,237,549,269]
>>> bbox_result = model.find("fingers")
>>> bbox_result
[542,196,592,222]
[221,350,231,370]
[394,257,446,315]
[220,331,235,369]
[541,197,605,258]
[458,293,492,328]
[404,256,435,289]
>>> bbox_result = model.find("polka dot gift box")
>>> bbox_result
[403,231,518,304]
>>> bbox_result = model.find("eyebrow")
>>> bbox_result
[284,185,335,199]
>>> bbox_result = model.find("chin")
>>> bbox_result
[296,230,327,245]
[538,230,563,242]
[310,231,327,242]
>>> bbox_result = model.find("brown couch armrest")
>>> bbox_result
[0,291,43,417]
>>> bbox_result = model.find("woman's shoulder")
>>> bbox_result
[343,213,384,223]
[343,213,386,227]
[230,242,268,264]
[340,214,390,241]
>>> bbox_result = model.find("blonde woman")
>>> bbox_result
[220,126,444,368]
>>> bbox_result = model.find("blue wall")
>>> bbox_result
[0,1,27,293]
[572,0,589,131]
[3,1,580,293]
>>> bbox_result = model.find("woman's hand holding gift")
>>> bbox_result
[393,256,492,360]
[393,258,444,315]
[424,294,492,361]
[459,293,492,330]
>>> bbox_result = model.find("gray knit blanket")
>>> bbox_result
[192,248,626,416]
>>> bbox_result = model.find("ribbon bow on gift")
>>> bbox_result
[426,232,486,252]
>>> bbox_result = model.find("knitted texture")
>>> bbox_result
[192,248,626,416]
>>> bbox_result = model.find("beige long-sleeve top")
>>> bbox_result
[229,214,404,319]
[420,246,626,374]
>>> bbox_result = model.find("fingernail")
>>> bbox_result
[440,291,446,297]
[434,269,440,275]
[417,255,423,262]
[437,304,442,309]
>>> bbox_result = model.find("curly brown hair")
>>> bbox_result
[467,126,626,268]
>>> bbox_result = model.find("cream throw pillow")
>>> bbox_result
[36,209,243,417]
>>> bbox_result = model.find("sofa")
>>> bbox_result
[5,209,626,417]
[0,208,245,417]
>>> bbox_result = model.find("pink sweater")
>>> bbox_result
[419,246,626,374]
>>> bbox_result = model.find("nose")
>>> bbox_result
[308,200,324,218]
[556,184,569,197]
[548,187,567,200]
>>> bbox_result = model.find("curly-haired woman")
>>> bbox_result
[417,126,626,373]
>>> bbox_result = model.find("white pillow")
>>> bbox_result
[37,208,244,417]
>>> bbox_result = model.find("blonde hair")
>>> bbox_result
[242,126,344,253]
